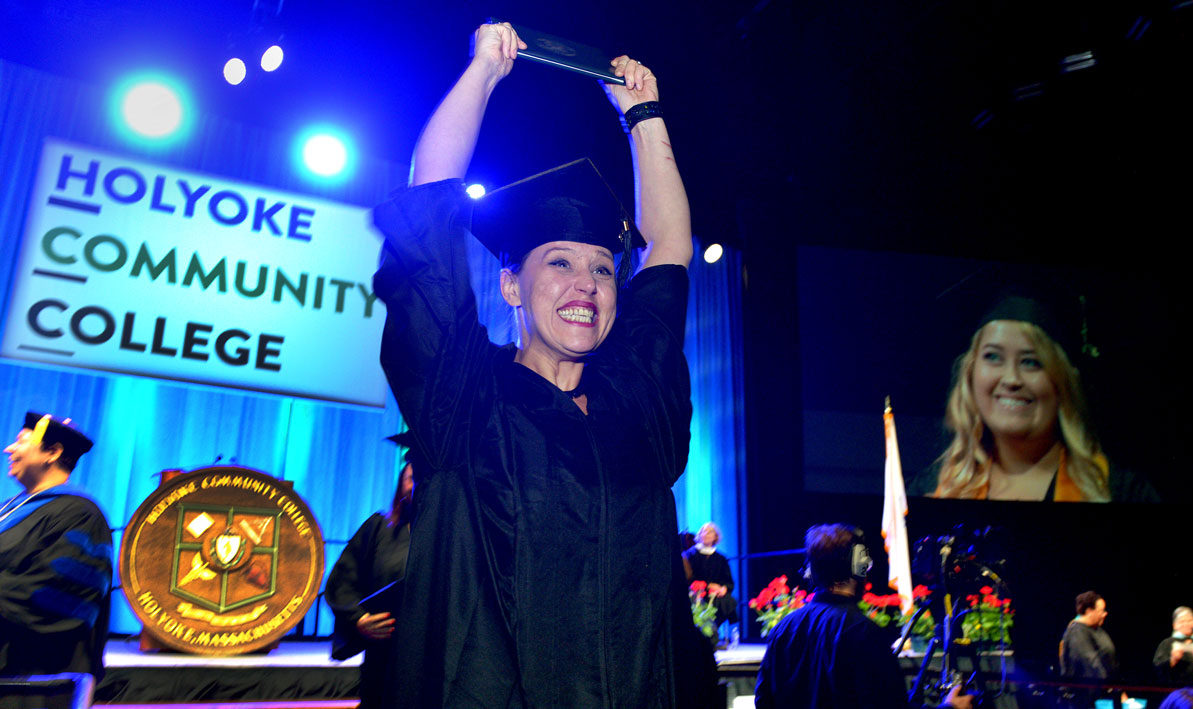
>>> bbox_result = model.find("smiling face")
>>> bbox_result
[4,427,59,492]
[971,320,1060,447]
[501,241,618,365]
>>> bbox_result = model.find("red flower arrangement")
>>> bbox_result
[858,582,905,628]
[859,583,936,640]
[748,575,809,637]
[961,585,1013,644]
[689,580,718,638]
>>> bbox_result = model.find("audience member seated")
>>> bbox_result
[682,522,738,632]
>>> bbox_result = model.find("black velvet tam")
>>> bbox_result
[22,411,93,458]
[470,158,645,268]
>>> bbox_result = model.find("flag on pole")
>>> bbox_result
[882,397,913,614]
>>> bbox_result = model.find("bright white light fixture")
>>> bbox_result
[302,134,348,176]
[703,243,724,264]
[466,184,487,199]
[223,57,247,85]
[121,81,184,138]
[261,45,284,72]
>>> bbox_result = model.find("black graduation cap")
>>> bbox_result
[935,263,1094,361]
[385,431,414,448]
[470,158,645,286]
[978,288,1083,360]
[22,411,93,459]
[385,431,421,469]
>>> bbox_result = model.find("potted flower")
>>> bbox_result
[898,585,937,651]
[689,580,719,638]
[857,583,904,629]
[748,575,809,637]
[961,586,1013,645]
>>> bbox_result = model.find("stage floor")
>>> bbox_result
[95,638,770,707]
[96,638,758,706]
[96,639,360,705]
[103,639,360,669]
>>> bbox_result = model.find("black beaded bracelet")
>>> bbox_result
[623,101,663,132]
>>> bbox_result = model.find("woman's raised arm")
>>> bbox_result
[606,57,693,269]
[410,23,525,186]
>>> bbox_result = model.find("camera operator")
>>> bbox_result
[755,524,971,708]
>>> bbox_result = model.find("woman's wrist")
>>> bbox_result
[465,53,511,92]
[623,101,663,133]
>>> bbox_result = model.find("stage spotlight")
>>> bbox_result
[223,57,247,85]
[466,184,487,199]
[303,134,347,176]
[295,127,355,180]
[111,75,190,144]
[703,243,723,264]
[261,45,284,72]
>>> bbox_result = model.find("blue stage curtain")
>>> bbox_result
[680,248,748,608]
[0,59,745,636]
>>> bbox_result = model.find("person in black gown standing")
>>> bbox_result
[370,21,701,707]
[325,433,417,708]
[1,412,110,681]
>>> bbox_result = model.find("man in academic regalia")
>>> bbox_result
[1,412,112,680]
[1153,606,1193,684]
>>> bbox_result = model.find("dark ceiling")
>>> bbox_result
[3,0,1190,260]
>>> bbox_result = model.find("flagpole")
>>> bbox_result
[882,396,914,615]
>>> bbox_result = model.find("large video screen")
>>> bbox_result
[798,246,1187,503]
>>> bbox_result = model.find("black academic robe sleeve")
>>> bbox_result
[596,263,692,486]
[683,549,735,594]
[0,495,112,677]
[1153,637,1193,683]
[326,513,381,661]
[372,179,493,485]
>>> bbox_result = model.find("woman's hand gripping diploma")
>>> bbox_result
[470,22,526,82]
[355,611,395,641]
[410,22,526,186]
[604,55,659,112]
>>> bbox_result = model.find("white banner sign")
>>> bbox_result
[2,138,388,407]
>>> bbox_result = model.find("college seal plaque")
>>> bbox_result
[120,466,324,654]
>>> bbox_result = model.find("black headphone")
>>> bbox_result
[847,529,874,579]
[803,526,873,583]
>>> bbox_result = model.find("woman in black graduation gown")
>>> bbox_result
[324,437,415,708]
[371,21,698,708]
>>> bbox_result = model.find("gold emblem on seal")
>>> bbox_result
[120,466,324,654]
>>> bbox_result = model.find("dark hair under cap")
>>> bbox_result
[470,158,646,287]
[22,412,93,470]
